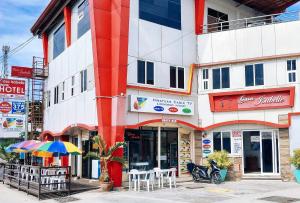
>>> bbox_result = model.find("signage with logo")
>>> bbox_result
[231,130,242,156]
[0,79,26,98]
[11,66,33,79]
[209,87,295,112]
[202,133,213,158]
[0,116,25,138]
[0,101,25,115]
[129,95,194,116]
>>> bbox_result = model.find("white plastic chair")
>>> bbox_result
[139,171,154,192]
[167,168,177,189]
[129,169,139,191]
[153,167,161,188]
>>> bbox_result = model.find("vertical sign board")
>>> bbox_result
[202,134,213,158]
[231,130,242,156]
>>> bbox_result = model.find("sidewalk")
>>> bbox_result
[0,180,299,203]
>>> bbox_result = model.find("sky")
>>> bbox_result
[0,0,299,70]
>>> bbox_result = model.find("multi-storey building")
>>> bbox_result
[30,0,300,186]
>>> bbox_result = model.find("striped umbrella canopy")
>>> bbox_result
[36,141,82,156]
[5,140,39,153]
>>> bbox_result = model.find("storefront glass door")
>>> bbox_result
[160,129,178,170]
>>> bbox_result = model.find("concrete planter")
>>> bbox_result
[294,169,300,183]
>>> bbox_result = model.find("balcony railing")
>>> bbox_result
[201,10,300,34]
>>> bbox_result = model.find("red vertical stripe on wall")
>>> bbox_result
[64,7,72,47]
[42,33,48,65]
[89,0,130,187]
[195,0,205,35]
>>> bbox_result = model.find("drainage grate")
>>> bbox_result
[55,197,80,203]
[185,186,205,189]
[259,196,300,203]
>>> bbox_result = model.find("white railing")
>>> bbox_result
[201,10,300,34]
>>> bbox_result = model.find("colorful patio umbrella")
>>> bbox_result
[35,141,82,156]
[5,140,40,153]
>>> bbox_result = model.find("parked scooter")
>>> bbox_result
[187,160,222,184]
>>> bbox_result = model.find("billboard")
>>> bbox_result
[11,66,33,79]
[129,95,194,116]
[0,101,25,115]
[0,116,25,138]
[0,79,26,98]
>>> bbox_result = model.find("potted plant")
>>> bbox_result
[207,150,232,182]
[290,149,300,183]
[84,135,126,191]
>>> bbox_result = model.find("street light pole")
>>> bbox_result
[24,78,30,141]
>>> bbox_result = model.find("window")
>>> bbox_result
[77,0,90,38]
[139,0,181,30]
[61,82,65,101]
[80,69,88,92]
[137,60,154,85]
[207,8,229,32]
[202,69,209,90]
[170,66,184,89]
[213,67,230,89]
[53,23,65,59]
[54,86,59,104]
[213,132,231,153]
[287,60,297,83]
[245,64,264,86]
[46,91,51,108]
[71,76,75,96]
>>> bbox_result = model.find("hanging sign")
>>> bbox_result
[11,66,33,79]
[0,79,25,98]
[231,130,242,156]
[129,95,194,116]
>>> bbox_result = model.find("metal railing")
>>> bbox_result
[3,164,71,200]
[201,10,300,34]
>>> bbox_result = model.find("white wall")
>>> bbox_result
[290,116,300,155]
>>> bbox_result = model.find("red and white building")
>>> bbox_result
[30,0,300,186]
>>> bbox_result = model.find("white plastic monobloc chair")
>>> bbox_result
[129,169,139,191]
[153,167,161,188]
[139,171,155,192]
[161,168,176,189]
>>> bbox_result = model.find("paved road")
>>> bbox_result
[0,180,300,203]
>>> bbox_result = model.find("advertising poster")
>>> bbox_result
[0,116,25,138]
[231,130,243,156]
[0,101,25,115]
[129,95,194,116]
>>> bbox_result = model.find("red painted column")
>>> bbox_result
[42,33,48,65]
[195,0,205,35]
[89,0,130,187]
[64,7,72,47]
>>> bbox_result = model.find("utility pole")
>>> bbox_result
[1,45,10,78]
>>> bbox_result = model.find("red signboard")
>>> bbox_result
[0,101,12,113]
[0,79,25,96]
[209,87,295,112]
[11,66,33,79]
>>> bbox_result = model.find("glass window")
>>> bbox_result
[213,132,222,151]
[170,66,176,88]
[53,24,65,59]
[78,0,90,38]
[245,64,264,86]
[54,86,59,104]
[139,0,181,30]
[222,132,231,153]
[203,69,209,90]
[207,8,229,32]
[80,69,88,92]
[213,131,231,153]
[213,67,230,89]
[71,76,75,96]
[287,60,297,83]
[178,67,184,89]
[47,91,51,107]
[61,82,65,101]
[137,60,154,85]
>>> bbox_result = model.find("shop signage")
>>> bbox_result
[231,130,242,156]
[0,101,25,115]
[0,79,26,98]
[202,133,213,158]
[11,66,33,79]
[129,95,194,116]
[0,116,25,133]
[251,136,260,142]
[209,87,295,112]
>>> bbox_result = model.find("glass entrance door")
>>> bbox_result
[261,131,279,174]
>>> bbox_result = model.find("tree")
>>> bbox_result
[0,139,18,163]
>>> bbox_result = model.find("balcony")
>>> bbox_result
[197,11,300,65]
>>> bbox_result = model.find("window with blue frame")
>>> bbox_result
[53,23,65,59]
[287,60,297,83]
[213,67,230,89]
[78,0,90,38]
[139,0,181,30]
[245,64,264,86]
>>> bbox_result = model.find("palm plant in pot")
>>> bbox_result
[84,135,126,191]
[290,149,300,183]
[207,150,232,182]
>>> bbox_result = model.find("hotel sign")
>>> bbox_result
[0,79,25,98]
[129,95,194,116]
[209,87,295,112]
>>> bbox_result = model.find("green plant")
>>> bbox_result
[291,149,300,169]
[84,135,126,183]
[207,150,232,169]
[0,140,18,163]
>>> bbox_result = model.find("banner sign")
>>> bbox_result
[0,79,25,98]
[129,95,194,115]
[209,87,295,112]
[11,66,33,79]
[0,101,25,115]
[231,130,242,156]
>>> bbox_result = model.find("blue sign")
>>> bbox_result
[12,101,25,114]
[203,139,211,144]
[154,106,164,112]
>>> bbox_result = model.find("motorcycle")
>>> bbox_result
[187,160,222,184]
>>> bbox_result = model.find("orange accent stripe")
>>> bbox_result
[127,64,195,95]
[64,7,71,47]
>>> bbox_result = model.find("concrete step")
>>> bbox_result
[242,175,282,180]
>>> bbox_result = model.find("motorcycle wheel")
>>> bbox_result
[211,172,222,184]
